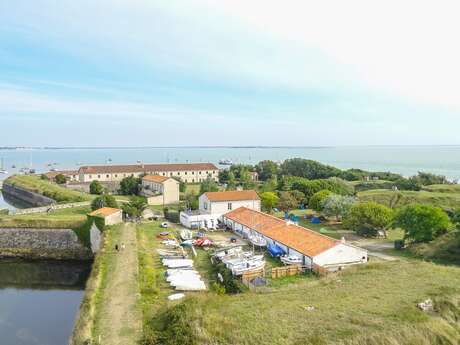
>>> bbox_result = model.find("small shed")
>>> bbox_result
[88,207,123,226]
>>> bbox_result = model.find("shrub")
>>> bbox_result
[119,176,141,195]
[309,190,331,211]
[343,202,394,237]
[89,180,104,195]
[394,204,451,243]
[55,174,67,184]
[90,194,118,210]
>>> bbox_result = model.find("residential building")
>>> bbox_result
[44,170,79,182]
[222,207,368,271]
[88,207,123,225]
[78,162,219,183]
[180,190,260,229]
[141,175,179,205]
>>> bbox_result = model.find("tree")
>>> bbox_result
[260,192,279,213]
[91,194,119,210]
[200,177,219,194]
[184,193,199,210]
[55,173,66,184]
[89,180,104,195]
[394,204,451,243]
[122,196,147,218]
[276,191,298,212]
[119,176,141,195]
[261,176,278,193]
[322,194,356,221]
[289,189,305,205]
[255,160,279,181]
[343,202,394,237]
[173,177,186,193]
[309,190,332,211]
[414,172,448,186]
[452,209,460,231]
[280,158,341,179]
[240,170,255,190]
[226,171,237,191]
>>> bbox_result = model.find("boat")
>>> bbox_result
[174,280,207,291]
[224,254,264,269]
[214,246,243,260]
[280,255,303,265]
[218,159,233,165]
[0,158,8,174]
[11,165,16,169]
[231,259,266,276]
[162,259,194,269]
[168,293,185,301]
[180,229,193,241]
[248,234,268,247]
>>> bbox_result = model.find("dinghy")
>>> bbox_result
[280,255,302,265]
[232,259,266,276]
[248,234,267,247]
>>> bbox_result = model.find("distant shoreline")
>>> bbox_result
[1,145,460,150]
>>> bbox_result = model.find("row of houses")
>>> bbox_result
[45,162,220,184]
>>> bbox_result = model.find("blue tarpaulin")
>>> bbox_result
[311,217,321,224]
[267,243,285,257]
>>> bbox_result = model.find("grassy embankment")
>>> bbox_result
[0,205,91,228]
[150,260,460,345]
[5,175,93,203]
[70,223,122,345]
[357,184,460,210]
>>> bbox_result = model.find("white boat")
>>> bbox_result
[0,158,8,174]
[232,259,266,276]
[248,234,267,247]
[223,253,263,266]
[280,255,302,265]
[168,293,185,301]
[161,239,179,247]
[214,246,243,260]
[166,269,198,276]
[218,159,233,165]
[225,255,264,269]
[162,259,194,268]
[180,229,193,240]
[167,272,200,283]
[175,280,207,291]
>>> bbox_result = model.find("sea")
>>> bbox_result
[0,146,459,182]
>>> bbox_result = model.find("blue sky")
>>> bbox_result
[1,0,459,146]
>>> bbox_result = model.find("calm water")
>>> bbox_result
[0,260,91,345]
[0,146,459,180]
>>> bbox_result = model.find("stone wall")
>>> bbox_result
[0,227,94,260]
[12,201,91,215]
[67,181,120,193]
[2,182,55,207]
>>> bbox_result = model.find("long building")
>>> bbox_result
[77,163,219,183]
[222,207,368,271]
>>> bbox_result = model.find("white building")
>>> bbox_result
[78,163,219,183]
[141,175,179,206]
[222,207,368,271]
[180,190,260,229]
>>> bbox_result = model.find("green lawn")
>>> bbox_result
[151,260,460,345]
[5,175,93,203]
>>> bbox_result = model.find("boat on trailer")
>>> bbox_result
[248,234,267,247]
[231,259,266,276]
[280,255,302,265]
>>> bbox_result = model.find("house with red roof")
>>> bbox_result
[222,207,368,271]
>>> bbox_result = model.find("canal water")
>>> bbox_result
[0,260,91,345]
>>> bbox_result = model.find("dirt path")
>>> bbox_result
[96,223,142,345]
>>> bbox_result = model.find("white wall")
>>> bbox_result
[180,212,219,229]
[313,243,368,269]
[199,195,260,215]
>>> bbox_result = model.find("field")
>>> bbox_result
[5,175,93,203]
[0,205,90,228]
[152,260,460,345]
[358,189,460,210]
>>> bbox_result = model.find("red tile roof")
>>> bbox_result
[204,190,260,202]
[78,163,218,174]
[88,207,121,218]
[45,170,78,178]
[223,207,339,257]
[142,174,171,183]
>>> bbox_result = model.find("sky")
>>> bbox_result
[0,0,459,147]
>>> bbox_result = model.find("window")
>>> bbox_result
[178,172,180,175]
[114,174,118,178]
[163,172,165,176]
[199,171,202,174]
[192,179,194,183]
[228,203,232,210]
[185,172,187,175]
[204,202,208,210]
[97,175,101,178]
[106,174,109,178]
[170,172,173,176]
[89,175,92,178]
[192,171,194,174]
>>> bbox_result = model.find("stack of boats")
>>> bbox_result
[214,246,266,276]
[158,249,206,291]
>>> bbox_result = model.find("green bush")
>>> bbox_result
[164,208,180,223]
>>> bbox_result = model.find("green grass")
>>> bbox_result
[0,206,91,228]
[5,175,93,203]
[71,224,122,345]
[422,184,460,193]
[358,189,460,210]
[150,260,460,345]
